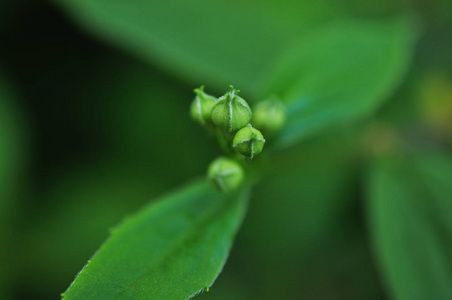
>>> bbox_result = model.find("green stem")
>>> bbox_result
[215,128,237,156]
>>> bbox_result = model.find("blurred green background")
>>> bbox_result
[0,0,452,299]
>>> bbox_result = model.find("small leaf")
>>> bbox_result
[63,180,249,300]
[367,153,452,300]
[263,17,418,149]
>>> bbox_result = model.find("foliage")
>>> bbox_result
[0,0,452,299]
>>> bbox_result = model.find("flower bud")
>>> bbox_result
[211,86,252,132]
[207,157,244,192]
[190,86,217,126]
[252,97,286,133]
[233,125,265,159]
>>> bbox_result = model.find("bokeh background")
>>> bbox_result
[1,0,452,299]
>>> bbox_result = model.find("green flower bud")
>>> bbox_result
[190,86,217,126]
[233,125,265,159]
[252,97,286,133]
[208,157,244,192]
[211,86,252,132]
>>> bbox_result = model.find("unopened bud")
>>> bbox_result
[211,86,252,132]
[190,86,217,126]
[252,97,286,133]
[233,125,265,159]
[207,157,244,192]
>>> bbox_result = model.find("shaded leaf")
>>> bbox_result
[367,153,452,300]
[55,0,344,93]
[63,180,249,300]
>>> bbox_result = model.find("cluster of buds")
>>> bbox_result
[190,85,285,191]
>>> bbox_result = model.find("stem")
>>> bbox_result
[215,127,237,156]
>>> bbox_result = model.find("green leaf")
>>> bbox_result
[55,0,344,93]
[63,180,249,300]
[367,153,452,300]
[264,17,417,149]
